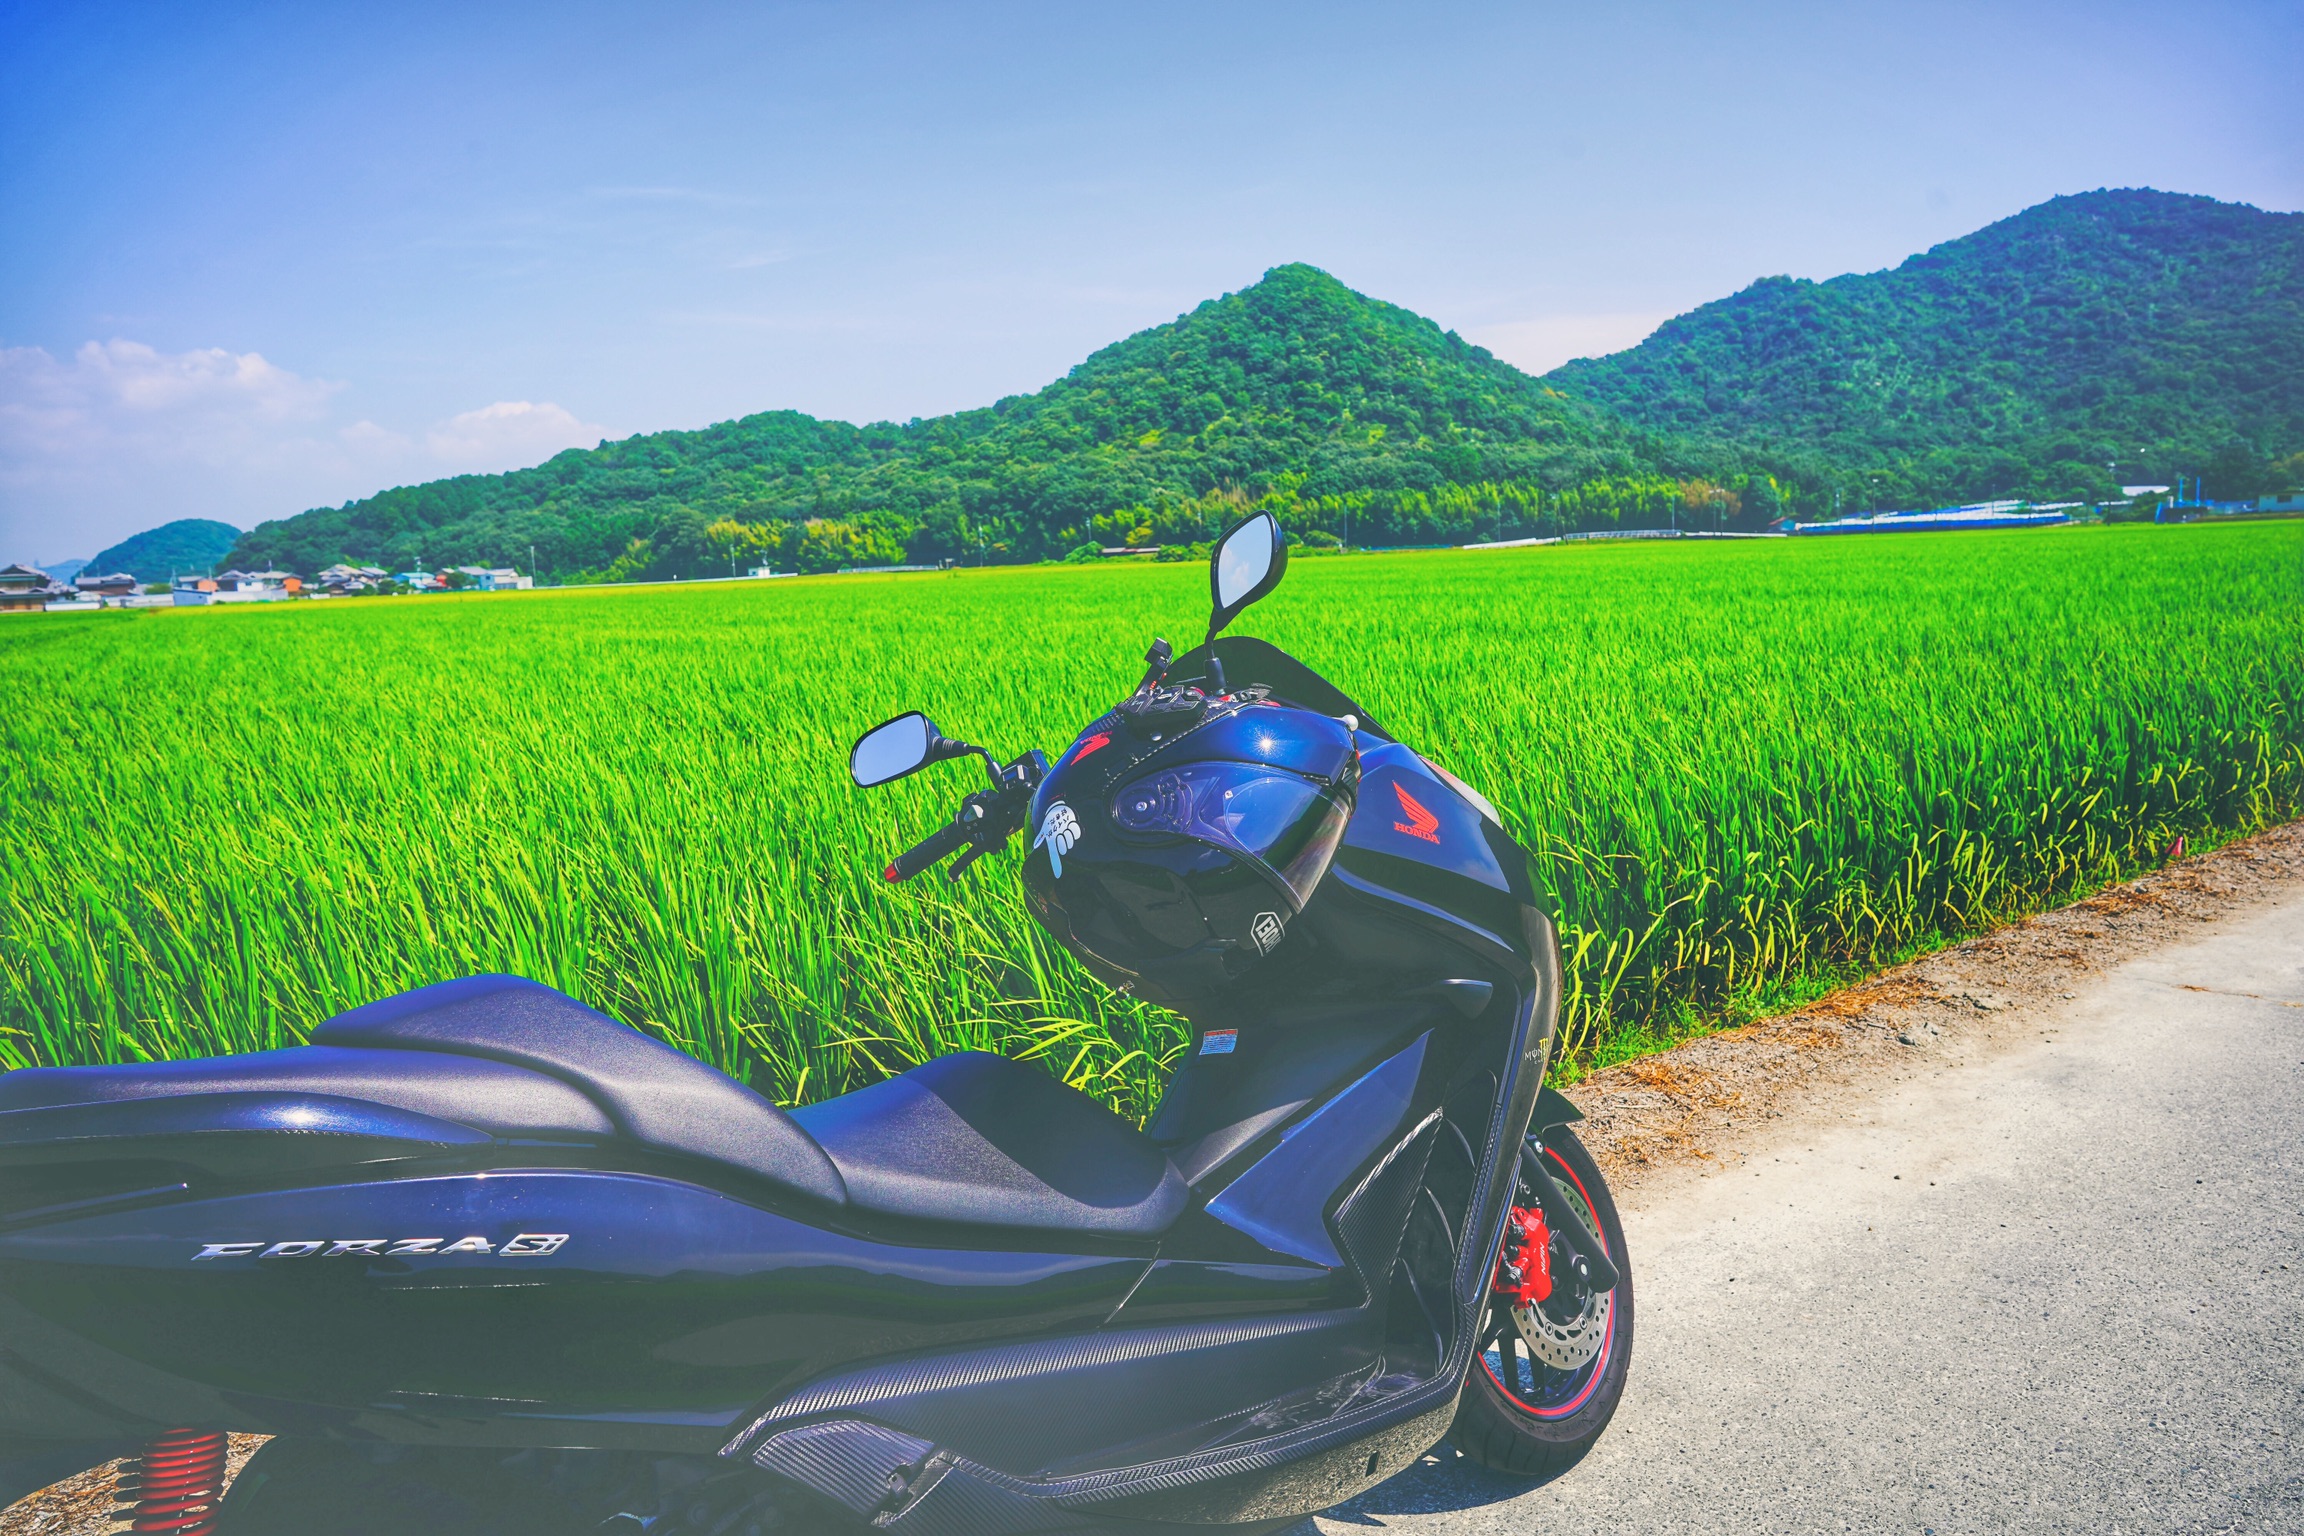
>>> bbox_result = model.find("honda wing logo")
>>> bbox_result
[192,1234,569,1262]
[1392,782,1442,844]
[1034,801,1081,877]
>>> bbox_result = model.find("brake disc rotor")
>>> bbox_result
[1510,1150,1612,1372]
[1512,1284,1611,1371]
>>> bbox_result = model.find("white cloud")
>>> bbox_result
[338,418,415,454]
[0,338,605,561]
[0,340,340,470]
[1467,312,1673,377]
[426,400,599,467]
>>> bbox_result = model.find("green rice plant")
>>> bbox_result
[2,521,2298,1110]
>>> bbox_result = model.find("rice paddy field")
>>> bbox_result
[3,522,2299,1121]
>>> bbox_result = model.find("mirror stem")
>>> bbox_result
[1205,647,1227,696]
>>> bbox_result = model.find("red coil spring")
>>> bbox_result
[114,1429,231,1536]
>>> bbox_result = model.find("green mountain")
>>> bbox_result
[225,266,1730,579]
[1546,189,2304,508]
[89,518,242,583]
[223,190,2304,578]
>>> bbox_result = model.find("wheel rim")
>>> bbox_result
[1479,1138,1618,1420]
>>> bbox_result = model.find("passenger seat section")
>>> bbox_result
[313,975,847,1205]
[0,1046,616,1139]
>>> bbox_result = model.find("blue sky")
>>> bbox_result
[3,0,2297,562]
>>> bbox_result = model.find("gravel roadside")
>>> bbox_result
[1567,819,2304,1201]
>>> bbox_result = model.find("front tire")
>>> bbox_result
[1447,1125,1633,1478]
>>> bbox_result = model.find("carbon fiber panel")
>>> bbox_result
[1333,1113,1438,1293]
[751,1419,934,1515]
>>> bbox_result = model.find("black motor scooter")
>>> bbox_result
[0,514,1630,1534]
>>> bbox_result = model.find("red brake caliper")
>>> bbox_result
[1492,1204,1552,1308]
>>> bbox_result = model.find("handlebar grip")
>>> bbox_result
[884,818,975,882]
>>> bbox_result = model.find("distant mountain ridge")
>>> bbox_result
[227,264,1698,579]
[1547,189,2304,506]
[219,189,2302,578]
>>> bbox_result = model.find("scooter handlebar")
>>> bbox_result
[884,818,976,882]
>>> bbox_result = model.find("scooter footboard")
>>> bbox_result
[744,1393,1461,1534]
[728,1308,1376,1479]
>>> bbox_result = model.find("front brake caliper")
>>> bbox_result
[1492,1204,1552,1308]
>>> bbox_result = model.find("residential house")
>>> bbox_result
[211,570,302,599]
[318,563,389,594]
[450,565,533,591]
[2256,493,2304,514]
[0,563,72,613]
[74,571,139,601]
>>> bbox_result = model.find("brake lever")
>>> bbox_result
[940,763,1043,881]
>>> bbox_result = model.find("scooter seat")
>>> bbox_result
[0,977,1182,1237]
[309,975,847,1204]
[792,1053,1189,1239]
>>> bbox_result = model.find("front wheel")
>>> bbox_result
[1447,1124,1633,1478]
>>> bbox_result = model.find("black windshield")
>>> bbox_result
[1158,637,1393,743]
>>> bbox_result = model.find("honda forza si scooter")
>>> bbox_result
[0,513,1631,1535]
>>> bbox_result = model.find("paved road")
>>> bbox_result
[1299,893,2304,1535]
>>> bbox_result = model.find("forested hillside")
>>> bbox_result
[222,190,2304,579]
[89,518,241,583]
[1547,189,2304,509]
[225,266,1761,578]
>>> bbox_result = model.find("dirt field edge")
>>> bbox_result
[1566,818,2304,1199]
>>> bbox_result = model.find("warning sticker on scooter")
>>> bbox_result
[1200,1030,1238,1055]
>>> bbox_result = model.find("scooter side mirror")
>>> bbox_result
[849,711,967,787]
[1207,511,1287,644]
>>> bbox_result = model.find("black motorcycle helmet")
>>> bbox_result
[1021,684,1358,1005]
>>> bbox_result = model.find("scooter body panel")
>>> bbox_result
[0,1170,1158,1449]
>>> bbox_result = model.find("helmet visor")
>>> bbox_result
[1113,762,1318,853]
[1111,761,1350,907]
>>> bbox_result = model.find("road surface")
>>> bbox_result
[1301,890,2304,1535]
